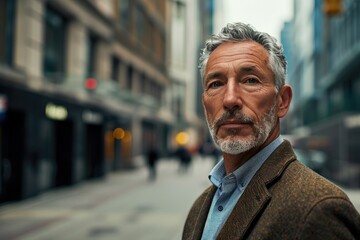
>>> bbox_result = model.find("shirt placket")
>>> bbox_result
[216,175,237,212]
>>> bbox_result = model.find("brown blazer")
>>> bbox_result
[182,140,360,240]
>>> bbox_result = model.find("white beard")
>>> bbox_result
[206,104,277,155]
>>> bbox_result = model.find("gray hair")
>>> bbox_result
[199,22,287,93]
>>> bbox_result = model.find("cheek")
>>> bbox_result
[203,97,221,122]
[244,94,276,121]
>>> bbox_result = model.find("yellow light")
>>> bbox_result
[176,131,189,145]
[123,131,132,143]
[113,128,125,140]
[323,0,342,16]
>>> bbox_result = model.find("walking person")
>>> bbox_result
[146,147,158,181]
[175,146,192,174]
[182,22,360,239]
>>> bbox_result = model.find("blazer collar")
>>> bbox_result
[216,140,297,239]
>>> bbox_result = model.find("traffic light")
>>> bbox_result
[323,0,342,16]
[84,77,97,91]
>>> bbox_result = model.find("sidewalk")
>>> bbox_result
[0,157,359,240]
[0,157,214,240]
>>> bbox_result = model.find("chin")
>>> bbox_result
[216,136,258,155]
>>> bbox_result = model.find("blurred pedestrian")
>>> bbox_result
[146,147,158,181]
[175,146,192,174]
[182,22,360,239]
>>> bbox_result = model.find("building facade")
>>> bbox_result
[282,0,360,187]
[0,0,174,202]
[167,0,214,151]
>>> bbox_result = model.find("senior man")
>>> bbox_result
[182,22,360,240]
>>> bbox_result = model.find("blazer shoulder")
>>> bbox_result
[285,160,349,199]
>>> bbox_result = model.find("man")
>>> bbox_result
[146,146,158,181]
[182,22,360,240]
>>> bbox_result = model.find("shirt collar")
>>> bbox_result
[209,135,284,189]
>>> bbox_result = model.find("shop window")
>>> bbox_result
[0,0,16,65]
[43,6,67,81]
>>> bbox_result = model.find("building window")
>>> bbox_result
[43,6,67,81]
[173,83,185,119]
[126,65,133,90]
[119,0,130,30]
[111,56,120,82]
[135,5,144,40]
[86,33,99,78]
[145,20,154,53]
[353,76,360,109]
[140,73,146,93]
[0,0,16,65]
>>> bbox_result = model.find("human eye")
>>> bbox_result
[208,81,223,89]
[244,77,260,84]
[204,80,224,96]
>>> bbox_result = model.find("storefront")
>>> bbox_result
[0,82,120,203]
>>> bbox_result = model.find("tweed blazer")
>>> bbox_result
[182,140,360,240]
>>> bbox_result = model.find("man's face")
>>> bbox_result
[202,41,280,155]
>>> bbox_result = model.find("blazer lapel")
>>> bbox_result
[189,186,217,240]
[217,176,271,239]
[216,140,296,239]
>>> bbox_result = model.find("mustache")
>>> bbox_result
[212,110,255,130]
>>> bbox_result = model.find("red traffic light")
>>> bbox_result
[84,78,97,90]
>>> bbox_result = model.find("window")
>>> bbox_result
[111,56,120,82]
[353,76,360,110]
[86,33,99,77]
[126,65,133,90]
[119,0,130,30]
[146,21,154,51]
[140,73,146,93]
[43,6,67,81]
[135,5,144,39]
[0,0,16,65]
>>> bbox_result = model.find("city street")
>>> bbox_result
[1,157,360,240]
[0,157,214,240]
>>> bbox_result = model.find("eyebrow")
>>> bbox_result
[238,65,257,73]
[204,72,222,83]
[204,65,260,85]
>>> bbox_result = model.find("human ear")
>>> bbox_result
[277,84,292,118]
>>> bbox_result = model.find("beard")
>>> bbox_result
[206,104,277,155]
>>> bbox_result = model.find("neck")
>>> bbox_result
[222,148,260,174]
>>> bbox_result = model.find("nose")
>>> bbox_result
[223,80,243,111]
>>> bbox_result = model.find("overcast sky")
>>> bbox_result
[214,0,294,40]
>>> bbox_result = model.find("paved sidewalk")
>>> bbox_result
[0,157,214,240]
[1,156,359,240]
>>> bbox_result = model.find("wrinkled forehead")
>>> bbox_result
[204,41,271,76]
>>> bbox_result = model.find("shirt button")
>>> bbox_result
[218,205,223,211]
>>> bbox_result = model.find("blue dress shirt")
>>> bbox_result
[201,136,284,240]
